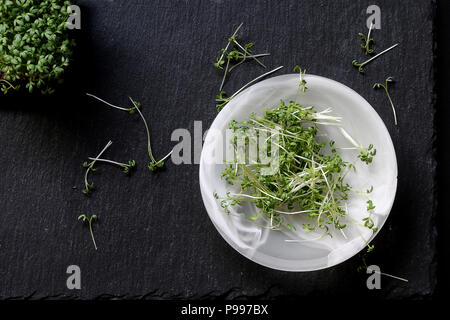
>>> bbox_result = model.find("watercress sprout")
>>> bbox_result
[214,23,268,91]
[359,22,374,55]
[216,66,284,111]
[339,128,377,165]
[293,65,307,94]
[88,157,136,174]
[352,43,398,73]
[78,214,98,250]
[86,93,140,114]
[128,97,173,171]
[0,79,19,94]
[86,93,173,171]
[82,140,113,195]
[373,76,397,125]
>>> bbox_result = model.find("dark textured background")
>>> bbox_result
[0,0,438,299]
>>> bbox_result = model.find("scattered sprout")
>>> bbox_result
[82,141,113,195]
[359,22,374,55]
[86,93,173,172]
[293,65,307,94]
[215,66,284,111]
[88,157,136,174]
[352,43,399,73]
[78,214,98,250]
[373,76,397,125]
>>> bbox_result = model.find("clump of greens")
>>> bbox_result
[78,214,98,250]
[214,70,378,249]
[373,76,397,125]
[0,0,75,94]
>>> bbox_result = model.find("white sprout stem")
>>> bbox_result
[158,149,173,162]
[315,122,342,126]
[256,187,283,201]
[232,40,267,68]
[229,66,284,100]
[88,157,129,167]
[254,127,305,142]
[128,97,156,163]
[217,22,244,64]
[273,209,315,215]
[339,128,362,150]
[228,53,271,72]
[367,267,408,282]
[230,193,267,200]
[89,220,98,250]
[0,79,14,88]
[85,141,113,187]
[358,43,399,68]
[313,108,342,122]
[219,58,230,92]
[385,88,398,125]
[86,93,132,111]
[367,22,373,43]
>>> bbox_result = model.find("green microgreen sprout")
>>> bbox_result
[373,76,397,125]
[363,199,378,233]
[358,22,374,55]
[293,65,307,97]
[367,265,409,282]
[339,128,376,165]
[78,214,98,250]
[352,43,399,73]
[86,93,173,172]
[357,254,409,282]
[88,157,136,174]
[228,53,271,73]
[216,66,284,111]
[86,93,140,114]
[0,79,19,94]
[214,23,269,91]
[82,140,113,195]
[128,97,173,171]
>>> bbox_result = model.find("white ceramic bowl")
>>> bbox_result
[199,74,397,271]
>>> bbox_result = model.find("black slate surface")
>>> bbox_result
[0,0,436,299]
